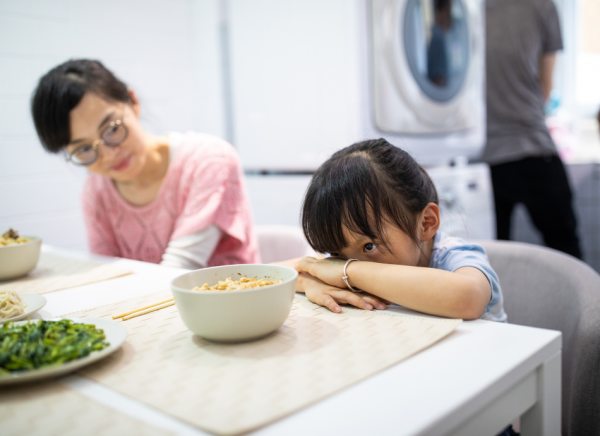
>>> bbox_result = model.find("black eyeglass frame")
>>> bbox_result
[65,119,129,166]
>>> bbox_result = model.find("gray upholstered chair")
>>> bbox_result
[479,240,600,436]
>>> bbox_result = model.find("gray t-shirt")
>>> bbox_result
[482,0,563,165]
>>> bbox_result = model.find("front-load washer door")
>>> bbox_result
[371,0,484,134]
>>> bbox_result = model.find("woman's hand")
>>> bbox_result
[294,256,348,288]
[299,272,388,313]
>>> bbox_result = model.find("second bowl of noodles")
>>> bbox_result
[0,230,42,281]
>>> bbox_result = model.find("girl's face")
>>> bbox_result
[335,223,423,266]
[332,203,440,267]
[65,91,147,182]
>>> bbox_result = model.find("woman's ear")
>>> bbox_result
[128,89,140,117]
[418,202,440,242]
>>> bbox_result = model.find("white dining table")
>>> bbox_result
[32,245,562,436]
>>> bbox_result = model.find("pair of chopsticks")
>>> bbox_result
[112,298,175,321]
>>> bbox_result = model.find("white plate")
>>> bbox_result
[0,293,47,323]
[0,317,127,385]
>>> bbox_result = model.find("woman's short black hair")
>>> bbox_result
[31,59,133,153]
[301,138,439,254]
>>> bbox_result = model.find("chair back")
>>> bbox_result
[479,240,600,436]
[256,225,314,264]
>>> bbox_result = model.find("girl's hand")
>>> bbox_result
[294,256,348,289]
[300,272,388,313]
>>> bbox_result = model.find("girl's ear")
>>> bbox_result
[418,202,440,242]
[128,89,140,118]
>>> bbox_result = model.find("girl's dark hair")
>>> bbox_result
[31,59,133,153]
[302,138,439,254]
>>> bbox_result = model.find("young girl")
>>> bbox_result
[292,138,507,322]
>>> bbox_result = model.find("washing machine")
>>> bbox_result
[367,0,485,162]
[364,0,491,238]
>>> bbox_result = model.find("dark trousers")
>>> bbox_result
[497,425,519,436]
[490,155,582,259]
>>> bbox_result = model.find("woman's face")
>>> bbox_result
[65,91,147,182]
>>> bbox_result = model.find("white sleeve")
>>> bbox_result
[160,225,222,270]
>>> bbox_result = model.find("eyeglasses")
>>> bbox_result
[66,119,129,166]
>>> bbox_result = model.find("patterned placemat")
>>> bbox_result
[0,252,132,295]
[63,292,461,435]
[0,380,173,436]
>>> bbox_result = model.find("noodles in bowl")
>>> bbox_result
[0,290,27,321]
[0,229,29,246]
[0,230,42,281]
[194,277,283,292]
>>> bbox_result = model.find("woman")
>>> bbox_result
[31,59,260,268]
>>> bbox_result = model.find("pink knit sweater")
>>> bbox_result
[82,132,260,266]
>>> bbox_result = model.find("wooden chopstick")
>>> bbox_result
[112,298,174,320]
[121,301,176,321]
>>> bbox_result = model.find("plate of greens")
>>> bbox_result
[0,317,127,385]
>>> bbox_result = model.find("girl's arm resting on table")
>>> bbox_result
[348,262,490,320]
[271,256,388,313]
[295,258,491,320]
[296,272,388,313]
[160,225,222,270]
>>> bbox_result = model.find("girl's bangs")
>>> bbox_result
[302,156,391,254]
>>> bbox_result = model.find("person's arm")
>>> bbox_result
[272,255,389,312]
[161,225,222,270]
[539,53,556,103]
[294,257,491,320]
[168,136,258,265]
[538,0,562,103]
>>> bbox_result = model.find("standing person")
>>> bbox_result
[31,59,260,268]
[483,0,582,259]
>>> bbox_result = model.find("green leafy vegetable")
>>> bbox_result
[0,319,109,374]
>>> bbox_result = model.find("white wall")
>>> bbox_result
[0,0,493,253]
[0,0,224,250]
[227,0,487,169]
[229,0,362,171]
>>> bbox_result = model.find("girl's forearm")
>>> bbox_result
[293,272,308,293]
[346,262,489,319]
[271,258,310,293]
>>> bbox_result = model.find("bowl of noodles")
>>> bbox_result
[0,229,42,281]
[171,264,298,342]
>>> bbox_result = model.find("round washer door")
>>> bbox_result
[383,0,478,129]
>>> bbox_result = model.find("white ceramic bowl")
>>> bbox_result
[171,264,298,342]
[0,237,42,281]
